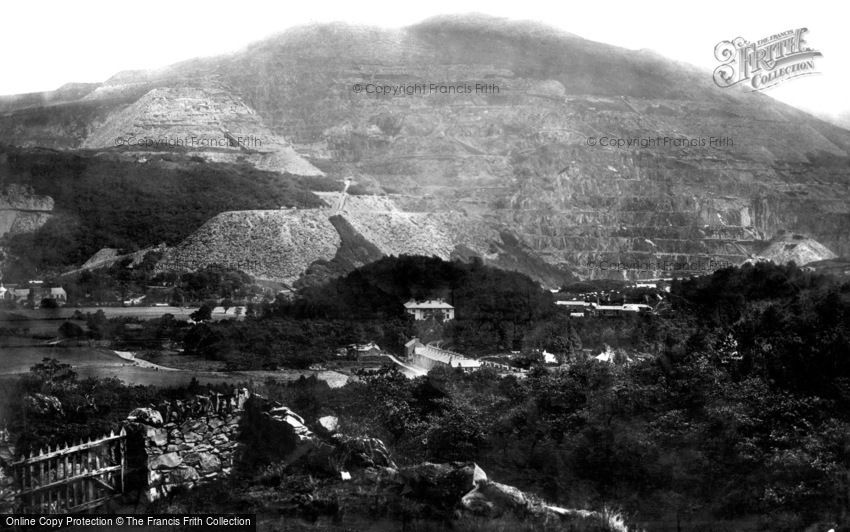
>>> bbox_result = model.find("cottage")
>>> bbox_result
[48,287,67,302]
[12,288,30,303]
[403,299,455,321]
[211,306,246,319]
[542,350,559,364]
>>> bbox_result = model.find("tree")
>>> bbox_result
[40,298,59,309]
[424,401,487,462]
[59,321,85,339]
[191,302,214,322]
[30,358,77,385]
[86,309,109,340]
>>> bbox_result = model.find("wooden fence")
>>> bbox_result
[11,428,126,513]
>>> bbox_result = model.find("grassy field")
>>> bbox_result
[0,345,350,388]
[3,306,194,321]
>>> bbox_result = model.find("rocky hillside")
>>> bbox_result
[158,209,342,286]
[0,182,53,238]
[753,232,838,266]
[1,14,849,282]
[224,398,628,531]
[159,194,573,287]
[82,86,322,176]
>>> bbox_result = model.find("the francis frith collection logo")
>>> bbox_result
[713,28,822,91]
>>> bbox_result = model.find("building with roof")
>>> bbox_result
[12,288,30,304]
[48,287,67,304]
[403,299,455,321]
[405,338,480,372]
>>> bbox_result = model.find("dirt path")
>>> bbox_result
[113,351,180,371]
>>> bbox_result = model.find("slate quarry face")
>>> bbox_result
[1,15,848,283]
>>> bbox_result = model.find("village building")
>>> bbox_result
[3,284,67,306]
[48,287,67,304]
[403,299,455,321]
[12,288,30,304]
[123,295,146,306]
[541,350,559,364]
[211,305,246,319]
[405,338,480,371]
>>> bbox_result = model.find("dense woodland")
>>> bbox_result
[179,256,559,368]
[255,261,850,530]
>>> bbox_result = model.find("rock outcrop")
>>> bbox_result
[238,398,625,530]
[0,183,53,238]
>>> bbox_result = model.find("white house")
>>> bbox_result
[403,299,455,321]
[48,287,67,302]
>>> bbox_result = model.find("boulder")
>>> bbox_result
[180,420,206,434]
[150,452,182,470]
[334,435,396,470]
[269,406,304,425]
[168,465,200,483]
[466,480,528,516]
[211,434,229,445]
[317,415,339,434]
[127,407,163,426]
[144,426,168,446]
[182,452,202,466]
[399,462,481,511]
[197,453,222,475]
[461,489,495,514]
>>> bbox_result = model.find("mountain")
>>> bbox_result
[1,14,849,286]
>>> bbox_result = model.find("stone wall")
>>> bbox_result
[124,389,250,502]
[0,427,18,513]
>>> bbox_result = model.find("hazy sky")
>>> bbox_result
[1,0,846,119]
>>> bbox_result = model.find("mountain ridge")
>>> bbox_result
[1,14,848,284]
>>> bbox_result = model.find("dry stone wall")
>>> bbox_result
[124,389,250,501]
[0,428,17,514]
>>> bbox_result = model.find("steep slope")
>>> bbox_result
[157,209,342,285]
[81,86,323,176]
[99,16,850,279]
[753,232,837,266]
[160,194,574,287]
[1,15,849,282]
